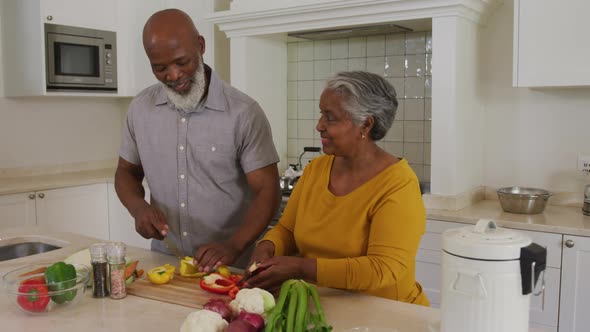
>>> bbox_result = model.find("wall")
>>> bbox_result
[0,14,126,171]
[481,0,590,193]
[0,96,126,170]
[286,32,433,183]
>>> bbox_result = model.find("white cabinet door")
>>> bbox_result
[559,235,590,332]
[514,0,590,87]
[36,184,109,240]
[0,193,37,230]
[40,0,118,31]
[107,183,152,249]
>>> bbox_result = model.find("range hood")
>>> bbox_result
[288,23,412,40]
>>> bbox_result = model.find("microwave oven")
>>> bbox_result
[45,24,117,92]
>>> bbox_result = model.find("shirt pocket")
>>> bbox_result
[191,143,240,184]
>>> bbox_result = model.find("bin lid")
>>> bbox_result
[442,219,532,260]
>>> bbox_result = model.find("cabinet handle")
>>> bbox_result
[28,193,36,200]
[565,239,575,248]
[46,15,53,21]
[38,193,45,199]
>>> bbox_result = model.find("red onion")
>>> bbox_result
[236,310,265,330]
[203,298,232,322]
[226,319,258,332]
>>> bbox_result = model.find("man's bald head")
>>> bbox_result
[143,9,201,53]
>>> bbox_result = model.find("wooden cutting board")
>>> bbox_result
[127,274,227,308]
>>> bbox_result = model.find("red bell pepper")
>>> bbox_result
[229,274,243,284]
[17,279,50,312]
[199,273,236,295]
[228,286,240,300]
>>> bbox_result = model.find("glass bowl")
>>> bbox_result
[2,263,89,314]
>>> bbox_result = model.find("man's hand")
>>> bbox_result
[133,204,169,240]
[194,242,240,272]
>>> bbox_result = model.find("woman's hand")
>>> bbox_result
[245,256,316,294]
[245,241,275,274]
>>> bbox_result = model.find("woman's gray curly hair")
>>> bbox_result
[324,71,398,141]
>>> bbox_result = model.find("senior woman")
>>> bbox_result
[246,71,429,306]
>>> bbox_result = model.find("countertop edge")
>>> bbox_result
[0,168,116,196]
[2,169,589,238]
[428,200,590,237]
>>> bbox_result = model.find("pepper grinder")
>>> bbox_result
[583,184,590,216]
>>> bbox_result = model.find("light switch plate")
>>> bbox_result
[578,154,590,178]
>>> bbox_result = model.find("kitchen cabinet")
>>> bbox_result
[0,0,118,97]
[559,235,590,332]
[0,0,219,97]
[107,183,152,250]
[35,184,110,241]
[416,219,562,331]
[40,0,117,31]
[0,193,37,230]
[513,0,590,87]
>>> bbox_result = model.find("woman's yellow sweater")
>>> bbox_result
[263,155,429,306]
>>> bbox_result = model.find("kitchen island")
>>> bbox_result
[0,227,542,332]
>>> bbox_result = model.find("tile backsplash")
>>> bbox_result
[286,31,432,183]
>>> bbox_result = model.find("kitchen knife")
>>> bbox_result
[236,263,267,287]
[162,236,184,259]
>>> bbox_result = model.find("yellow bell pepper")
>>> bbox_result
[179,256,207,278]
[217,265,232,278]
[147,264,176,285]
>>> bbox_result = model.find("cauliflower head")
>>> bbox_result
[180,310,228,332]
[229,287,275,317]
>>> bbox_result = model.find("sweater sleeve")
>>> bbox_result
[316,178,425,291]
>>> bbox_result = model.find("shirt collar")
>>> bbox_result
[154,65,226,113]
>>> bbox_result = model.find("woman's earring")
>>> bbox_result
[362,133,366,139]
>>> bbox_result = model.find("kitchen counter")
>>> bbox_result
[0,227,544,332]
[428,199,590,237]
[2,165,589,238]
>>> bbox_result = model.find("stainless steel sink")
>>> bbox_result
[0,242,62,262]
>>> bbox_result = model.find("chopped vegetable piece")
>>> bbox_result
[180,256,207,278]
[200,273,236,295]
[217,265,232,278]
[147,264,175,285]
[124,261,139,280]
[228,286,240,300]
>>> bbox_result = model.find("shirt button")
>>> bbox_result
[211,146,216,152]
[180,174,185,180]
[182,232,188,236]
[181,118,186,123]
[180,203,185,208]
[179,145,184,151]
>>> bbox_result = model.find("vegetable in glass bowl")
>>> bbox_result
[2,263,89,314]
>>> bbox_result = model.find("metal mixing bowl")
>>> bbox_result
[497,187,552,214]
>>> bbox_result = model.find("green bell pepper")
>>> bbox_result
[44,261,77,304]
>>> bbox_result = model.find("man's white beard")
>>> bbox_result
[162,58,206,112]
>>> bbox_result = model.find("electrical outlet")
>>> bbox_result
[578,154,590,178]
